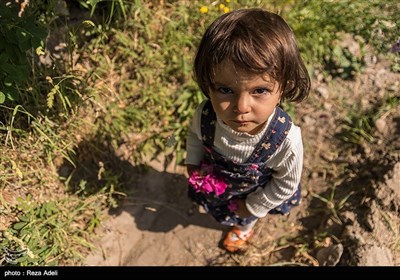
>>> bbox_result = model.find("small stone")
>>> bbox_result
[316,244,344,266]
[375,118,388,135]
[315,86,329,99]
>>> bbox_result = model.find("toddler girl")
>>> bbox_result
[185,8,310,252]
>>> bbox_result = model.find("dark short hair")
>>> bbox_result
[194,8,310,102]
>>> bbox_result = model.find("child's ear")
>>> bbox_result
[277,93,283,105]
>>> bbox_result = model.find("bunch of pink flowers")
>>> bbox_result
[188,163,228,196]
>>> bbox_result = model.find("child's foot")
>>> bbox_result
[223,227,254,253]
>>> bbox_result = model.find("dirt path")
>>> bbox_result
[84,159,226,266]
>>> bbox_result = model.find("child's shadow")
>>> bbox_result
[112,167,222,232]
[57,136,221,233]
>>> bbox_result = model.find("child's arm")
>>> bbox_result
[245,126,303,218]
[185,101,207,171]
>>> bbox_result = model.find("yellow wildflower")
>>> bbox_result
[225,0,231,2]
[223,7,230,13]
[219,3,225,10]
[200,6,208,14]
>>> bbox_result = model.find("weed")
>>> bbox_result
[339,111,375,145]
[0,194,105,265]
[338,94,400,145]
[311,188,354,225]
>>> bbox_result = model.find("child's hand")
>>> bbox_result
[233,199,252,218]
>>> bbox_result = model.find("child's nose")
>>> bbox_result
[234,94,251,114]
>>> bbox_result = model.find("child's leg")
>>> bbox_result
[233,219,257,239]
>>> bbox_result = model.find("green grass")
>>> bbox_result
[338,94,400,145]
[0,194,104,265]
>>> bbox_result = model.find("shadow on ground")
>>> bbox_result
[58,134,225,265]
[58,134,222,233]
[111,167,222,232]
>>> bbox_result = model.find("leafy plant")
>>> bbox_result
[286,0,399,77]
[324,36,365,79]
[0,194,104,266]
[76,0,127,25]
[338,95,400,145]
[0,2,47,104]
[339,112,375,145]
[311,188,355,225]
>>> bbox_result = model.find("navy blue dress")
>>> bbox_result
[188,100,301,226]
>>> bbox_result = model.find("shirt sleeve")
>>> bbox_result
[245,125,304,218]
[184,101,206,166]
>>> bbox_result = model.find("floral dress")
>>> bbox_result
[188,100,301,226]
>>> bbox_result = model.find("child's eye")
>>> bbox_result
[253,88,270,95]
[217,87,234,94]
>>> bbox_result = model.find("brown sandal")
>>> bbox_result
[223,227,254,253]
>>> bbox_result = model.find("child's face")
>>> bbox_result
[209,60,281,135]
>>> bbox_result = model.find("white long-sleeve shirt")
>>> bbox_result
[185,100,303,218]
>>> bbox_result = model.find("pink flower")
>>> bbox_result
[228,200,238,212]
[188,163,228,196]
[250,164,258,170]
